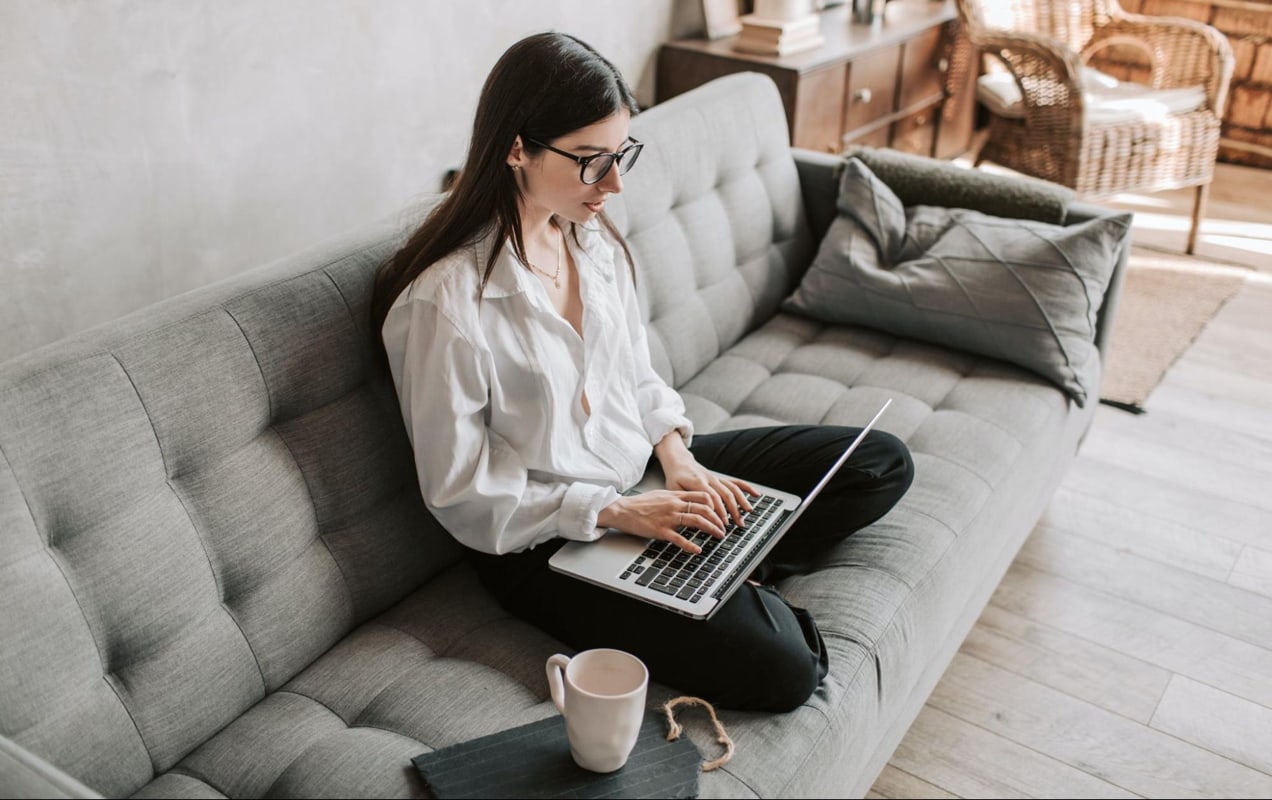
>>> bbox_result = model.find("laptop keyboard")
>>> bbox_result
[619,494,781,604]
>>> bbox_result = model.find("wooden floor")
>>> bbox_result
[869,161,1272,799]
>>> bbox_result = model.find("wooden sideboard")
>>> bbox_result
[656,0,977,159]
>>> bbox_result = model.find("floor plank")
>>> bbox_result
[1188,320,1272,378]
[1017,524,1272,651]
[1077,421,1272,512]
[928,653,1272,798]
[961,603,1170,724]
[1151,675,1272,776]
[1090,403,1272,478]
[1043,485,1245,583]
[1163,358,1272,412]
[890,705,1137,799]
[1145,382,1272,442]
[1229,545,1272,600]
[992,562,1272,711]
[1058,454,1272,548]
[869,764,961,799]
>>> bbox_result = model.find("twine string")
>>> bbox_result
[661,696,735,771]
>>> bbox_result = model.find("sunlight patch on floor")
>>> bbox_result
[1121,211,1272,262]
[1106,192,1179,210]
[1202,234,1272,260]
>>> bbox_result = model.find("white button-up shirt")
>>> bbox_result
[382,221,694,555]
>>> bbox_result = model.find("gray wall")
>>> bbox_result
[1,0,704,362]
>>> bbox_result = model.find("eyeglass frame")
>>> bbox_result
[522,136,643,185]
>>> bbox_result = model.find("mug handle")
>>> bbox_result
[546,653,571,715]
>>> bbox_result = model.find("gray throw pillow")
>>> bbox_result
[783,159,1131,407]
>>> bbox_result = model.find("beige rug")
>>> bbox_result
[1099,248,1249,411]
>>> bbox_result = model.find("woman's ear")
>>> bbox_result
[506,135,526,169]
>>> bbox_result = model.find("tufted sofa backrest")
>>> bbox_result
[0,226,459,795]
[611,72,816,389]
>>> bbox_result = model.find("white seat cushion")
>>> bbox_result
[977,67,1206,125]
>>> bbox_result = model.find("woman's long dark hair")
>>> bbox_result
[371,32,639,371]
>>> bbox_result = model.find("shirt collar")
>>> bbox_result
[479,218,612,298]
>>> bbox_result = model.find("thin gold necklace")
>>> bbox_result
[525,226,562,288]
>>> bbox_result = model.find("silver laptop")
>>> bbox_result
[549,399,892,620]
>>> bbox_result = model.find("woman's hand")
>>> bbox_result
[596,490,726,554]
[654,432,758,529]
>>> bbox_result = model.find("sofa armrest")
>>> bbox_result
[0,735,102,799]
[796,146,1077,228]
[1066,200,1132,361]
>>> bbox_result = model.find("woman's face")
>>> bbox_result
[511,109,632,227]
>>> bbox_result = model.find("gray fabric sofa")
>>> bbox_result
[0,73,1128,799]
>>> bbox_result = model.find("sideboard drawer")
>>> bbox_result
[898,26,945,111]
[844,124,892,150]
[792,63,848,153]
[842,45,900,138]
[891,108,937,155]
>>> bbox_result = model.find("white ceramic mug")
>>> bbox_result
[545,648,649,773]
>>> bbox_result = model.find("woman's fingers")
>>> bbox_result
[702,476,755,528]
[729,476,760,503]
[708,476,742,527]
[689,479,729,528]
[668,491,724,540]
[701,490,728,532]
[725,477,756,517]
[687,490,723,530]
[664,529,700,554]
[684,505,725,539]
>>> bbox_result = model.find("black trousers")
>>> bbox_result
[466,425,915,712]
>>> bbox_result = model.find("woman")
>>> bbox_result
[372,32,913,712]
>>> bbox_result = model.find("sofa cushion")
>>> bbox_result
[977,66,1207,126]
[126,565,565,798]
[783,159,1129,407]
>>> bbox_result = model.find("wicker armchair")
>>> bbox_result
[954,0,1234,253]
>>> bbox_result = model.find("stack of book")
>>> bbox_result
[732,13,825,56]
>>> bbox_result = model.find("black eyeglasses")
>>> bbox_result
[524,136,643,185]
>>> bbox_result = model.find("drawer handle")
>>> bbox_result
[853,88,873,104]
[914,116,926,126]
